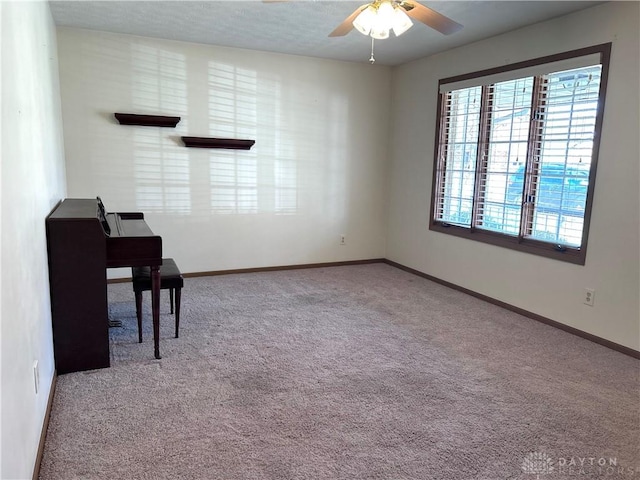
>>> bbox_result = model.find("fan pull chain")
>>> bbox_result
[369,37,376,64]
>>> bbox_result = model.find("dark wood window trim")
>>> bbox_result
[429,43,612,265]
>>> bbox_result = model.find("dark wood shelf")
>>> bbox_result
[114,113,181,127]
[181,137,255,150]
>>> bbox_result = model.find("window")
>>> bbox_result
[430,44,611,265]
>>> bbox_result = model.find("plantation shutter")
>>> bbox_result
[523,64,603,246]
[473,76,536,236]
[434,86,481,227]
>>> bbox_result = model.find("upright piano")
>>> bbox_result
[46,198,163,374]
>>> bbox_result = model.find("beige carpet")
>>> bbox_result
[39,263,639,479]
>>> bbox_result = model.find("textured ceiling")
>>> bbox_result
[49,1,603,66]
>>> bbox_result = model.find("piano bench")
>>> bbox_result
[131,258,184,342]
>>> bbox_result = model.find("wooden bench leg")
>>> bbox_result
[175,287,181,338]
[135,291,143,343]
[170,288,174,315]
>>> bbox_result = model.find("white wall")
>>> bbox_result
[56,29,391,278]
[1,1,67,478]
[387,2,640,351]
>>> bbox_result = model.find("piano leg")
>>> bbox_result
[151,265,161,359]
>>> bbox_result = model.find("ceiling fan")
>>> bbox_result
[329,0,463,38]
[264,0,463,63]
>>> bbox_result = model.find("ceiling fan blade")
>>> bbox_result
[400,1,463,35]
[329,5,367,37]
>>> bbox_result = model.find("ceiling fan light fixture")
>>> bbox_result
[353,5,376,36]
[352,0,413,39]
[376,1,396,24]
[370,26,390,40]
[392,7,413,36]
[371,1,394,38]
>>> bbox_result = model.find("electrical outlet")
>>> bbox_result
[583,288,595,307]
[33,360,39,394]
[340,234,346,246]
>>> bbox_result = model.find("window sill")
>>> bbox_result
[429,222,586,265]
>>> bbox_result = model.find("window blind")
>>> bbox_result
[523,64,602,246]
[473,76,535,236]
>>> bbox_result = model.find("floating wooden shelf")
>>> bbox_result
[114,113,181,128]
[181,137,255,150]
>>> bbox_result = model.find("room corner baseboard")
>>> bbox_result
[108,277,132,284]
[32,371,57,480]
[383,259,640,360]
[107,259,387,284]
[182,259,386,279]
